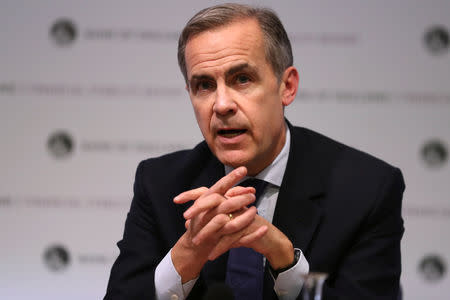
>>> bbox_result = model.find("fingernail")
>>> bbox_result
[236,166,245,176]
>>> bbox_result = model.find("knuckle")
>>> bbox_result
[227,222,238,232]
[210,193,223,201]
[219,201,234,212]
[214,214,229,225]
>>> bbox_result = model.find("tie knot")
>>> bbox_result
[240,178,269,202]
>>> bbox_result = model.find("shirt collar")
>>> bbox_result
[224,124,290,187]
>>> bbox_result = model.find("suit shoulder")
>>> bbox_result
[132,140,222,211]
[290,126,405,217]
[292,126,399,173]
[137,141,212,177]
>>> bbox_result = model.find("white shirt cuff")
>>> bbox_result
[273,248,309,300]
[154,248,198,300]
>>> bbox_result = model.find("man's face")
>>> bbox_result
[184,18,295,175]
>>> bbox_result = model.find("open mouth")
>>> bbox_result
[217,129,247,138]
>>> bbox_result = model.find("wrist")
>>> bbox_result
[265,238,294,270]
[270,248,301,278]
[172,234,208,283]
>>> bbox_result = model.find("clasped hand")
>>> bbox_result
[174,166,269,261]
[171,167,294,283]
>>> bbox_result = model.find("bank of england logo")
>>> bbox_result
[43,244,71,272]
[424,26,449,55]
[421,139,448,168]
[418,254,446,282]
[50,19,77,46]
[47,130,75,159]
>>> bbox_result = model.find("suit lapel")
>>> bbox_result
[191,151,224,189]
[184,146,229,285]
[175,143,224,215]
[272,125,326,256]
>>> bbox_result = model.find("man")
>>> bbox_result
[104,4,404,300]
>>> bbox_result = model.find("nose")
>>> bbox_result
[213,85,237,116]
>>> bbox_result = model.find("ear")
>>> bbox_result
[280,66,299,107]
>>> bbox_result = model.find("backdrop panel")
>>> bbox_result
[1,1,449,299]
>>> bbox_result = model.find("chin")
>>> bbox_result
[216,151,252,169]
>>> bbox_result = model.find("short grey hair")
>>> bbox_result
[177,3,293,84]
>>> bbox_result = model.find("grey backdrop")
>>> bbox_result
[1,0,449,299]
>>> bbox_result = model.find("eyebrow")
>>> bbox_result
[189,63,255,84]
[225,63,252,77]
[190,74,213,83]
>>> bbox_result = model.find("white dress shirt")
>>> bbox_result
[155,125,309,300]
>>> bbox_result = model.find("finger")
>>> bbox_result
[186,210,209,236]
[220,206,257,235]
[183,193,223,219]
[207,230,245,261]
[197,189,255,223]
[216,193,255,215]
[207,232,242,261]
[208,166,247,196]
[174,187,209,203]
[183,167,248,219]
[194,206,257,245]
[208,225,268,261]
[201,192,255,223]
[225,186,255,198]
[191,213,230,245]
[236,225,268,246]
[183,167,247,219]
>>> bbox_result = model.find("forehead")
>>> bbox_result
[184,18,267,78]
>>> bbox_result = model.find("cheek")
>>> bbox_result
[251,95,281,124]
[192,104,212,134]
[254,98,284,135]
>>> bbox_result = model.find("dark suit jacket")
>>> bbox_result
[104,125,405,300]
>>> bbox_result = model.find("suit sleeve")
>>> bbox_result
[322,168,405,300]
[104,161,163,300]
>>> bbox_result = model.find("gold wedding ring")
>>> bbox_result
[228,213,233,220]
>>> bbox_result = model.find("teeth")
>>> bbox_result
[222,132,242,138]
[218,129,246,138]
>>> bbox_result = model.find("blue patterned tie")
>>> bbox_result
[225,178,268,300]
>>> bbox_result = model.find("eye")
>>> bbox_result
[196,80,215,92]
[235,74,250,84]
